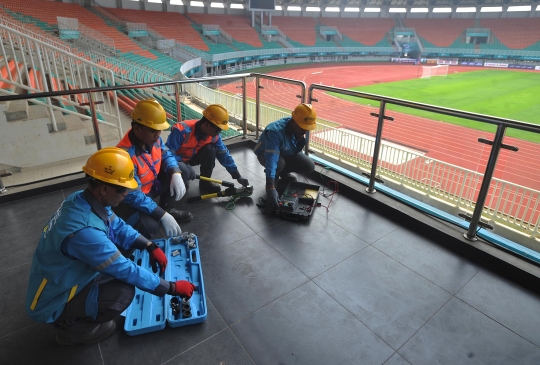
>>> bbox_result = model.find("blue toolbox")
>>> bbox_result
[122,233,207,336]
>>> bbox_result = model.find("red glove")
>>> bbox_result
[146,242,167,276]
[168,280,196,299]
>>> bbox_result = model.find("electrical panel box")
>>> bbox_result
[122,234,207,336]
[276,181,320,221]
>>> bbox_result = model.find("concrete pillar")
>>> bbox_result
[252,11,255,27]
[502,5,508,18]
[269,12,272,26]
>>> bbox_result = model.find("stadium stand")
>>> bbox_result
[0,0,156,59]
[318,18,396,46]
[480,18,540,50]
[105,8,210,51]
[402,19,475,48]
[271,16,318,46]
[187,14,263,48]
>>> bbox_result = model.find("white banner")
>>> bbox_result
[437,60,458,65]
[484,63,509,68]
[536,66,540,71]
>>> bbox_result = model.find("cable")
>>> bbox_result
[225,191,252,210]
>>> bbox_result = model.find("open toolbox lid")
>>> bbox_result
[122,233,207,336]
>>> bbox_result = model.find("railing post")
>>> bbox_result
[87,92,102,151]
[255,76,261,140]
[366,101,387,194]
[464,124,506,240]
[242,76,247,138]
[174,82,182,124]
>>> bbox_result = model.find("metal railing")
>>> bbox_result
[0,21,120,133]
[307,84,540,244]
[1,73,540,261]
[0,15,70,52]
[57,17,116,54]
[126,22,147,32]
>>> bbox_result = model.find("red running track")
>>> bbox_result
[220,63,540,191]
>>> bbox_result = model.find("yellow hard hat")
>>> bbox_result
[131,98,169,131]
[82,147,138,189]
[203,104,229,131]
[292,103,317,131]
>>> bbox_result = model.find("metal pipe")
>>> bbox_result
[87,92,102,151]
[255,76,261,140]
[464,124,506,240]
[242,76,247,138]
[366,101,387,194]
[175,83,182,124]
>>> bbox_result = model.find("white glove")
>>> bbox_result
[170,173,186,201]
[160,212,182,237]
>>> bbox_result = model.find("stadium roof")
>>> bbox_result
[230,0,536,6]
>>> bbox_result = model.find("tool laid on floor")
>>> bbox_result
[257,181,320,221]
[187,175,254,203]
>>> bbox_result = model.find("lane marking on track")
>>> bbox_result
[311,71,322,74]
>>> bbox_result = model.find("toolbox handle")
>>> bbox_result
[190,250,198,263]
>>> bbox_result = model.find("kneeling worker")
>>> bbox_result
[116,99,191,239]
[166,104,249,193]
[254,103,317,208]
[25,148,196,345]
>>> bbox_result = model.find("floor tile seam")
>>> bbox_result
[370,245,455,296]
[0,322,38,340]
[0,215,52,230]
[309,279,397,352]
[394,293,456,357]
[0,260,31,274]
[313,212,371,246]
[199,231,259,258]
[160,328,231,365]
[228,325,258,365]
[97,342,105,365]
[225,279,314,328]
[309,244,372,280]
[452,296,540,350]
[366,225,401,245]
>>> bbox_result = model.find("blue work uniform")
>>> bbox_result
[253,117,306,179]
[25,189,169,324]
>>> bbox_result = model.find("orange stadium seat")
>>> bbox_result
[318,18,396,46]
[402,19,475,48]
[480,18,540,49]
[187,13,263,48]
[105,8,210,51]
[271,16,318,46]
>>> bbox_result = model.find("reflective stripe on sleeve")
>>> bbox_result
[265,149,279,154]
[94,250,121,271]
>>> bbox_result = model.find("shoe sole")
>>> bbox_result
[56,322,117,346]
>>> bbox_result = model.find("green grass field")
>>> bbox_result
[329,70,540,142]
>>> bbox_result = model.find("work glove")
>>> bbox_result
[146,242,167,276]
[160,212,182,237]
[184,164,196,181]
[266,188,280,209]
[170,173,186,201]
[237,176,249,187]
[168,280,196,299]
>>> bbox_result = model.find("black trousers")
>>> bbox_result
[54,274,135,329]
[177,144,216,181]
[113,169,172,238]
[257,152,315,178]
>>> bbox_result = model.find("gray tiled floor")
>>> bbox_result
[1,147,540,365]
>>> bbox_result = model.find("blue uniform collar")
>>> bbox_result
[82,188,109,222]
[128,129,151,156]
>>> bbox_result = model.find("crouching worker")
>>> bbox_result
[254,103,317,208]
[25,148,196,345]
[115,99,192,239]
[166,104,249,193]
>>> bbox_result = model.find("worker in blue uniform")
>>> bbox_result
[253,103,317,208]
[25,147,196,346]
[166,104,249,193]
[115,99,191,239]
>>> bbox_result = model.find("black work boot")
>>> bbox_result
[159,195,193,223]
[199,179,222,194]
[168,208,193,223]
[279,173,298,184]
[56,320,116,346]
